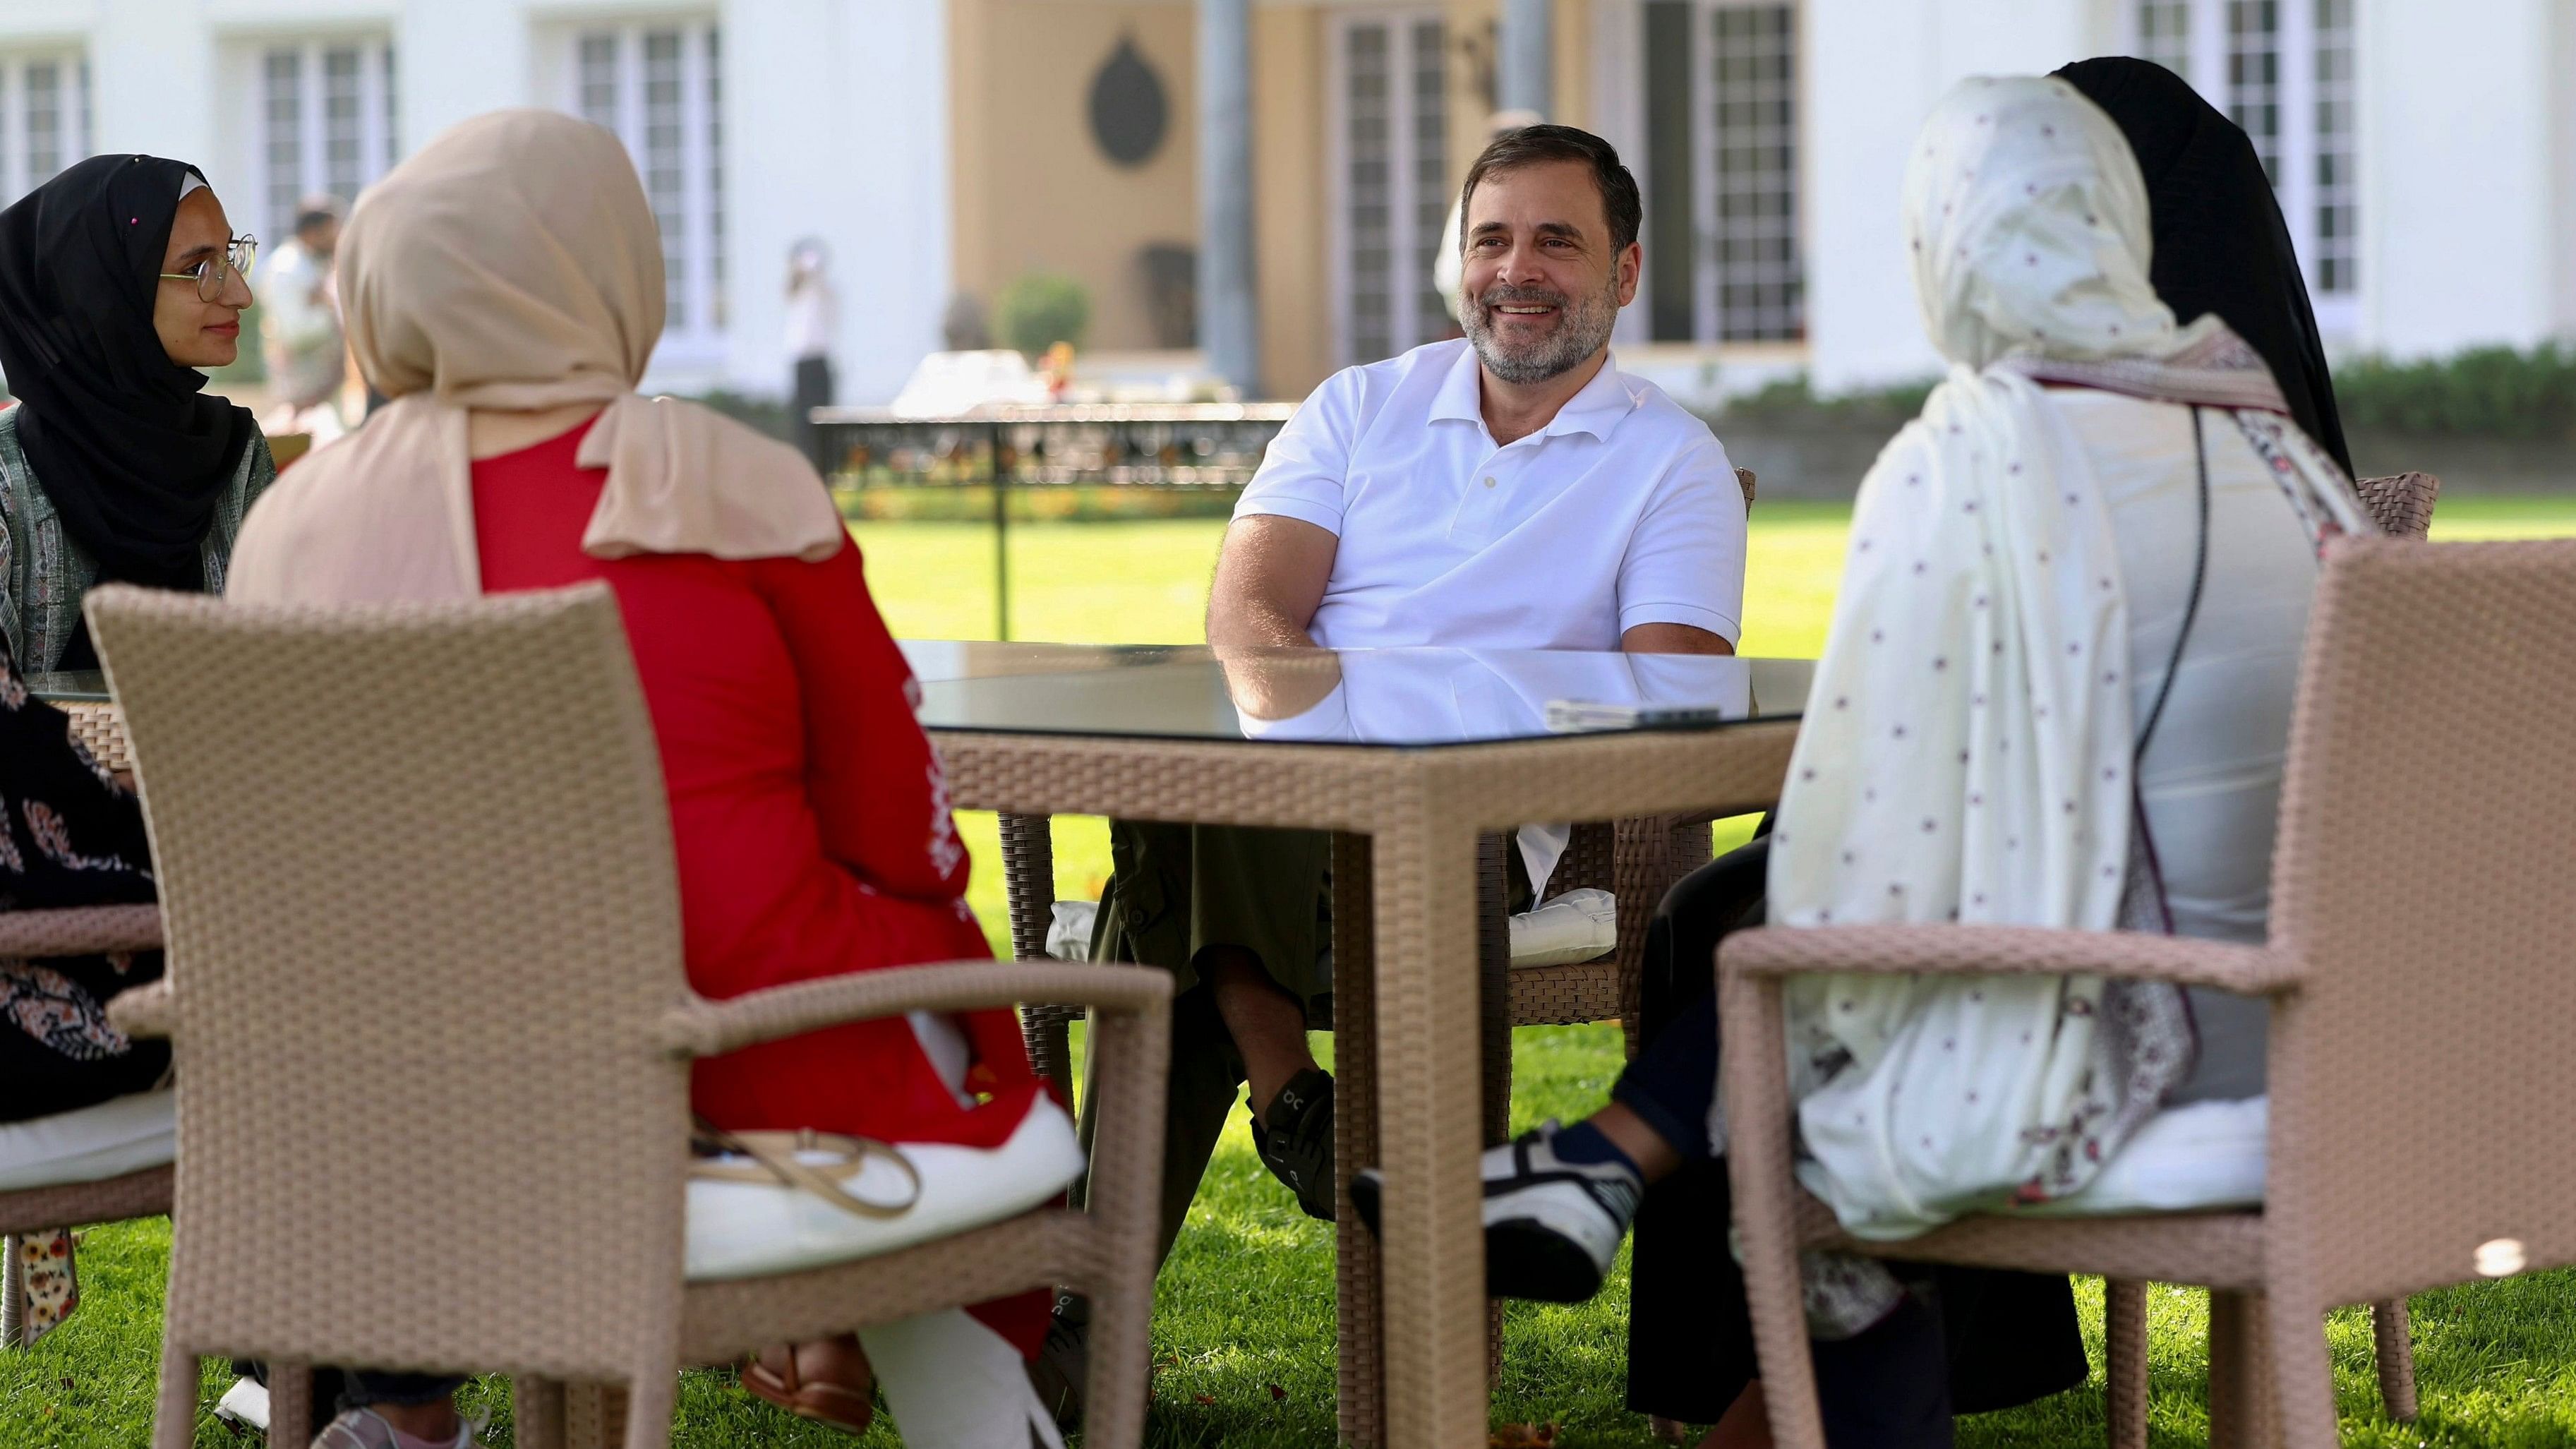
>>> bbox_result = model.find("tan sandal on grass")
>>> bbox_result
[740,1339,876,1436]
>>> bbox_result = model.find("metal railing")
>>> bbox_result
[811,402,1296,639]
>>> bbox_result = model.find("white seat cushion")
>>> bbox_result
[685,1094,1087,1282]
[2011,1096,2267,1216]
[0,1090,176,1194]
[1055,890,1621,970]
[1509,889,1618,969]
[1045,900,1099,962]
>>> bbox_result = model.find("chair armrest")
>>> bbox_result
[107,978,176,1039]
[656,960,1174,1058]
[0,903,162,958]
[1721,923,2300,996]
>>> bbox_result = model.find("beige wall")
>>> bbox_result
[946,0,1606,397]
[1553,0,1596,136]
[949,0,1200,353]
[1254,4,1332,397]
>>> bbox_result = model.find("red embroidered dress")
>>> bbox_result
[471,421,1046,1345]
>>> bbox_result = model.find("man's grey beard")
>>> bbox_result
[1462,275,1620,384]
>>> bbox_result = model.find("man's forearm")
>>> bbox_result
[1205,601,1317,650]
[1205,515,1337,650]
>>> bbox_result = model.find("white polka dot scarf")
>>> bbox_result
[1748,77,2361,1243]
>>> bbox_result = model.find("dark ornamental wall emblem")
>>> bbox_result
[1088,35,1169,169]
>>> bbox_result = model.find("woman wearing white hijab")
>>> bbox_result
[1769,71,2370,1233]
[1378,76,2371,1447]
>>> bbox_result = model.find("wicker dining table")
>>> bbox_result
[37,644,1811,1449]
[901,642,1808,1448]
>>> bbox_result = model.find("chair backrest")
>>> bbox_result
[2263,538,2576,1304]
[86,583,692,1383]
[2354,470,2440,541]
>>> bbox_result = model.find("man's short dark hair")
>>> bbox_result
[1458,124,1643,255]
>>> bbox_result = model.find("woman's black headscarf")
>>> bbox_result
[2054,58,2354,475]
[0,155,258,595]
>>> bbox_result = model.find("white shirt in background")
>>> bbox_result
[1234,337,1747,651]
[786,277,838,361]
[255,239,344,412]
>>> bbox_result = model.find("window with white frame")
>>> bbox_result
[2126,0,2359,310]
[1635,0,1802,346]
[567,20,726,349]
[1329,11,1450,367]
[258,38,399,248]
[0,52,91,208]
[1695,1,1800,342]
[2311,0,2357,295]
[2225,1,2282,181]
[2133,2,2193,76]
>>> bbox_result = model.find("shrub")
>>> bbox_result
[1713,373,1934,432]
[1712,347,2576,443]
[834,481,1239,524]
[994,272,1093,360]
[2335,343,2576,441]
[690,388,795,442]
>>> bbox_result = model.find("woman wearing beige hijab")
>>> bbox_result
[231,110,1076,1449]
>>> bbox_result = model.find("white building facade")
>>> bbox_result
[0,0,2568,405]
[1591,0,2576,394]
[0,0,951,403]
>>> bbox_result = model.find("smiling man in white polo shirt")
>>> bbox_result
[1048,125,1745,1416]
[1213,152,1743,654]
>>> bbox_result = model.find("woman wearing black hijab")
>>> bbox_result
[0,155,267,1351]
[2054,56,2355,475]
[0,154,277,675]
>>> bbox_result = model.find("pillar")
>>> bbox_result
[1501,0,1553,119]
[1198,0,1260,396]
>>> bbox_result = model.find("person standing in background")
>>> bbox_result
[255,195,347,444]
[786,239,838,473]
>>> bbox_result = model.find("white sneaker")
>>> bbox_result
[213,1376,271,1432]
[1350,1118,1642,1303]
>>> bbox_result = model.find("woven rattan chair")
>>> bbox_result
[60,702,133,778]
[1720,536,2576,1449]
[2354,470,2440,541]
[1637,471,2443,1448]
[83,583,1169,1449]
[0,905,170,1349]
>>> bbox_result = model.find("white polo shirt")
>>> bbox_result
[1234,338,1746,650]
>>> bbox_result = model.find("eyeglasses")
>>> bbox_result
[159,235,258,303]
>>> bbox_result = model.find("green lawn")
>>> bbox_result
[11,497,2576,1447]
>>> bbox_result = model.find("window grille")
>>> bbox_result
[2311,0,2358,294]
[570,21,727,346]
[2131,0,2359,305]
[1696,2,1801,342]
[0,51,91,207]
[258,38,397,246]
[1331,11,1450,366]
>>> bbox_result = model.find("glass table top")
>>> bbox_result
[32,646,1817,749]
[906,643,1813,747]
[27,671,109,702]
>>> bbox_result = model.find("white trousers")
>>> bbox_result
[860,1306,1062,1449]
